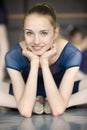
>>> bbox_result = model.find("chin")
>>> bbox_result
[32,47,49,56]
[32,49,46,56]
[33,52,43,56]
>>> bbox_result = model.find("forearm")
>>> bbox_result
[42,65,65,115]
[18,62,39,117]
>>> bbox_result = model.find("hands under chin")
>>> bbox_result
[40,44,57,67]
[22,45,39,64]
[22,44,57,67]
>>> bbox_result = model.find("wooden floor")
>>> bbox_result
[0,106,87,130]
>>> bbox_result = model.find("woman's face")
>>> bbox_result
[24,14,58,56]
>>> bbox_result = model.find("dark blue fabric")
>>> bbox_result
[9,80,80,96]
[57,42,82,69]
[5,44,29,71]
[72,80,80,94]
[80,49,87,74]
[5,42,82,98]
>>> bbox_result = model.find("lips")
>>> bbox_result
[32,46,44,51]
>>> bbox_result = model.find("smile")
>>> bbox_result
[32,46,44,51]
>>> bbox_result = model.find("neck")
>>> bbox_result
[49,37,68,65]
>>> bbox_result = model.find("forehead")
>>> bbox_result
[24,13,53,30]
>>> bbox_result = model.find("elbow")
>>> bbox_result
[52,107,65,116]
[52,99,67,116]
[18,106,32,118]
[20,110,32,118]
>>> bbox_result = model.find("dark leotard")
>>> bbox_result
[80,49,87,74]
[5,42,82,98]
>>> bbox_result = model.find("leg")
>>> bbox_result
[67,79,87,108]
[0,82,17,108]
[0,25,9,81]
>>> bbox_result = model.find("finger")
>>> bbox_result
[51,44,57,49]
[51,44,57,53]
[22,47,27,55]
[22,47,32,57]
[48,45,57,55]
[43,49,55,58]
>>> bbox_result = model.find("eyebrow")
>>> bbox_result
[40,30,49,31]
[24,29,32,31]
[24,29,49,32]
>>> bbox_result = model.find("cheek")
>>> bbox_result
[24,35,33,44]
[42,35,54,45]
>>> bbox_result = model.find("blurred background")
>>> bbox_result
[1,0,87,47]
[0,0,87,111]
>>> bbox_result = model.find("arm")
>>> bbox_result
[7,47,39,117]
[42,65,79,116]
[40,45,79,116]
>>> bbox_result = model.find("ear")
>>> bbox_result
[54,27,59,40]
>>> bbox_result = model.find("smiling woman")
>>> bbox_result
[23,13,57,56]
[0,2,87,117]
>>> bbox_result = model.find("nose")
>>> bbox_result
[34,34,40,45]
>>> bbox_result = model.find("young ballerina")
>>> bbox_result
[0,3,87,117]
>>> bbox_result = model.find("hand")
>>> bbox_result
[22,45,39,64]
[40,44,57,66]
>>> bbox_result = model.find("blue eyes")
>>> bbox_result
[40,32,48,36]
[26,31,33,35]
[25,31,48,36]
